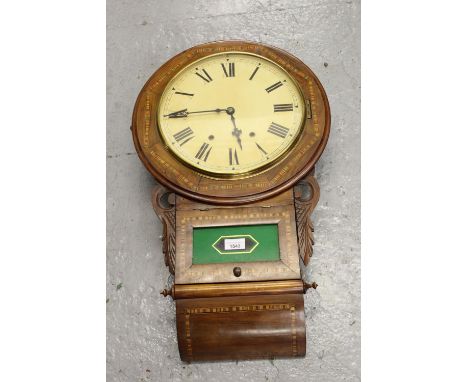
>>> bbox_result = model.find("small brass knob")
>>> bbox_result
[303,281,318,293]
[233,267,242,277]
[160,287,174,298]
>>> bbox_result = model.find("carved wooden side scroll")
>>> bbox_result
[294,173,320,266]
[151,184,176,274]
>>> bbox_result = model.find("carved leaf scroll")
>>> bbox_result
[294,174,320,266]
[151,184,176,275]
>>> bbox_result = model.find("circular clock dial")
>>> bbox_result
[158,52,305,175]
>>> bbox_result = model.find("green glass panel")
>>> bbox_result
[192,224,280,264]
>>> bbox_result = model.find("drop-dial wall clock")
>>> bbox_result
[131,41,330,362]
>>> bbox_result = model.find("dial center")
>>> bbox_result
[226,106,235,115]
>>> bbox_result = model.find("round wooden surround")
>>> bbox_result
[131,40,330,205]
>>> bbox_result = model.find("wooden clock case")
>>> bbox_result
[131,41,330,362]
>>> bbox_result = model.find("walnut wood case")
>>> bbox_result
[132,41,330,363]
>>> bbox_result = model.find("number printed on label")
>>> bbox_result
[224,238,245,251]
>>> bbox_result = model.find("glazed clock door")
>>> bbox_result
[157,52,306,175]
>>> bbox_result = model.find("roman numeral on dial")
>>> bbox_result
[256,143,268,155]
[249,66,259,80]
[221,63,235,77]
[195,142,212,161]
[274,103,293,112]
[268,122,289,138]
[173,127,194,145]
[265,81,283,93]
[174,91,194,96]
[195,69,213,83]
[229,148,239,165]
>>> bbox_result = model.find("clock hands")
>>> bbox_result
[226,107,242,150]
[164,108,228,118]
[164,106,243,151]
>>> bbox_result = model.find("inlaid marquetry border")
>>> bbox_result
[175,204,300,284]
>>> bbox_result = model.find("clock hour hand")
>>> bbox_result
[229,113,243,150]
[164,108,227,118]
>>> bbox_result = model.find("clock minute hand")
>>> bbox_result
[163,108,188,118]
[187,108,227,115]
[164,108,227,118]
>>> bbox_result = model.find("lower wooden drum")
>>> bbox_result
[176,293,306,362]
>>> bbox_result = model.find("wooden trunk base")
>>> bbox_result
[176,293,306,362]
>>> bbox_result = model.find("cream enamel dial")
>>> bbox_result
[157,52,305,175]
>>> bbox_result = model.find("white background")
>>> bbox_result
[1,1,467,381]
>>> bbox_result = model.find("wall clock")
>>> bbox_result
[131,40,330,362]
